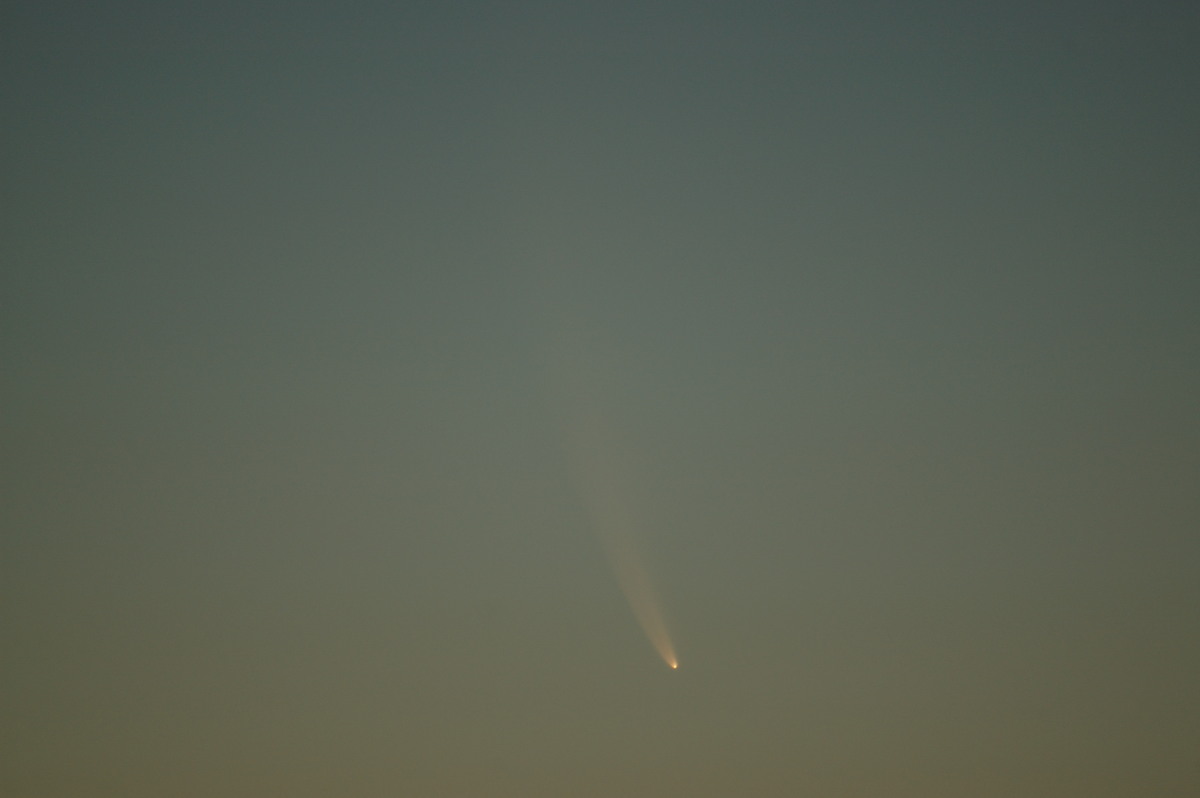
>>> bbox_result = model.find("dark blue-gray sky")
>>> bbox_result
[3,2,1198,795]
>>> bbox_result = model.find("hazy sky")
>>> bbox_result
[3,2,1198,796]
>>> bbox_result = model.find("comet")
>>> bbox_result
[601,515,679,670]
[542,313,681,671]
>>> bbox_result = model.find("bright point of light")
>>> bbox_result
[670,661,678,670]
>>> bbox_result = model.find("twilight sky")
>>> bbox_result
[3,2,1199,796]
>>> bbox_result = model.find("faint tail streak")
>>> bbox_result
[566,407,678,670]
[605,528,679,670]
[547,329,679,671]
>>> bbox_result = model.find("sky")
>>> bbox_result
[3,2,1199,795]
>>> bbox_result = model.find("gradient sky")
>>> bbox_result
[3,2,1199,796]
